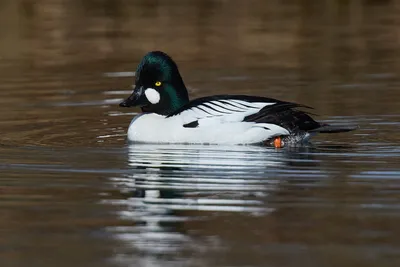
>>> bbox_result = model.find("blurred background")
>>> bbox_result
[1,0,399,134]
[0,1,399,267]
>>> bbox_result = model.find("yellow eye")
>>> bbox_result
[155,81,162,87]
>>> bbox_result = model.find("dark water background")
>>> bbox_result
[0,1,399,267]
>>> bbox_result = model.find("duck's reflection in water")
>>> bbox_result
[107,144,319,265]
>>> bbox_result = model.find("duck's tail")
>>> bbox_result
[310,124,358,134]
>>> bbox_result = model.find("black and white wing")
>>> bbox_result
[167,95,319,132]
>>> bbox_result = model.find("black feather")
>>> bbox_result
[244,102,320,133]
[183,121,199,128]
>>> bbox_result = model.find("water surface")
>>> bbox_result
[0,1,400,267]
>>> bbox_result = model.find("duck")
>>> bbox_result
[119,51,355,147]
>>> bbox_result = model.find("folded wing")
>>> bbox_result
[167,95,276,126]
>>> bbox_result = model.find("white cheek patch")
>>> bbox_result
[144,88,160,104]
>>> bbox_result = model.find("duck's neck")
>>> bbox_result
[164,72,189,114]
[167,85,188,109]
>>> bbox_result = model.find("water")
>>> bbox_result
[1,1,400,267]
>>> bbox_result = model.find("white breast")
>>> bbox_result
[127,113,289,145]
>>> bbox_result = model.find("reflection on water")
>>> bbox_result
[107,144,318,264]
[103,141,400,266]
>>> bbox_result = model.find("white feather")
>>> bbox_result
[177,99,272,125]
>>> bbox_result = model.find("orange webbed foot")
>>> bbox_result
[273,136,283,148]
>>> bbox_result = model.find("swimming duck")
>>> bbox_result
[119,51,355,147]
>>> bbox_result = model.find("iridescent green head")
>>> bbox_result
[119,51,189,115]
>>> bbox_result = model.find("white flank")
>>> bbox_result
[126,98,292,144]
[145,88,160,104]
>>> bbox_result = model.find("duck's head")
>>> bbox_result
[119,51,189,115]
